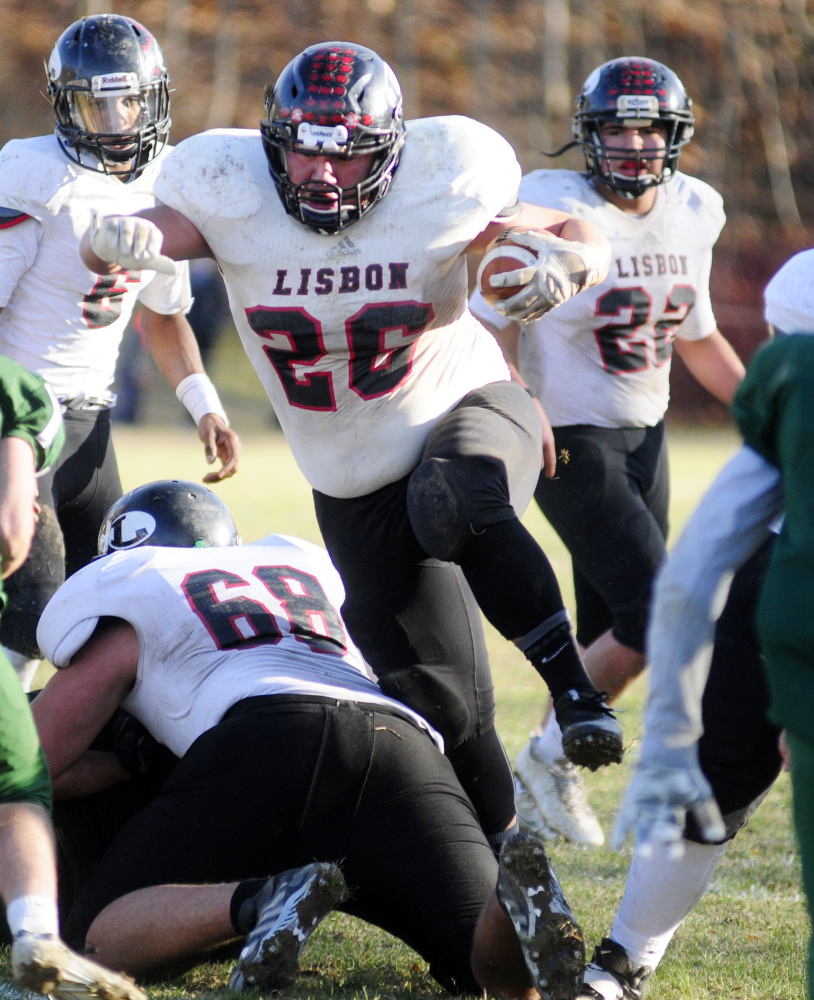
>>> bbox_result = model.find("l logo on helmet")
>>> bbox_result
[104,510,157,550]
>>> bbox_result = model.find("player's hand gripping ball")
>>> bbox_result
[476,231,542,308]
[478,228,602,324]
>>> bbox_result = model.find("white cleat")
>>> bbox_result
[515,741,605,847]
[515,777,559,841]
[11,932,147,1000]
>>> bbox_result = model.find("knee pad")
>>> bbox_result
[407,455,510,563]
[376,665,473,747]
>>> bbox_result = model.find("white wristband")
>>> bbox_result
[175,373,229,427]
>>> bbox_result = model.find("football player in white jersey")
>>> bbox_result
[31,479,587,1000]
[470,57,747,848]
[0,14,241,692]
[79,40,625,853]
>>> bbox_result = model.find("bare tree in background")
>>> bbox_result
[164,0,191,68]
[748,2,801,227]
[393,0,421,119]
[206,0,242,130]
[543,0,571,117]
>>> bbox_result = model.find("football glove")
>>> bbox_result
[491,230,603,324]
[612,744,727,860]
[89,212,177,275]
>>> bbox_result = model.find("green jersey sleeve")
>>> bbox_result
[0,355,64,472]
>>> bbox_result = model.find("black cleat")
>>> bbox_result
[554,688,623,771]
[228,862,348,995]
[497,832,585,1000]
[577,938,653,999]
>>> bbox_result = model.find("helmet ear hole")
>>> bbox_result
[573,57,694,199]
[260,42,405,234]
[47,13,171,181]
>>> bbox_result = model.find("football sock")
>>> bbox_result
[230,879,268,935]
[609,839,729,969]
[531,714,565,763]
[456,521,595,696]
[487,819,519,858]
[515,612,595,700]
[1,646,40,693]
[6,895,59,937]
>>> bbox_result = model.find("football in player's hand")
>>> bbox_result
[477,232,540,307]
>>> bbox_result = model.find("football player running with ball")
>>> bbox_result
[471,57,746,847]
[0,14,240,692]
[81,41,621,853]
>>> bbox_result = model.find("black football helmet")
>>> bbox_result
[573,57,695,199]
[261,42,405,234]
[46,14,171,181]
[98,480,240,556]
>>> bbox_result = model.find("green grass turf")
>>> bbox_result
[15,420,808,999]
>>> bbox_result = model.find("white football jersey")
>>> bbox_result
[0,135,192,399]
[153,117,517,497]
[470,169,725,428]
[37,534,442,757]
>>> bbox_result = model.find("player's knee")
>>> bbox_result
[376,665,473,746]
[685,808,743,845]
[0,508,65,658]
[0,605,52,659]
[407,458,471,561]
[685,787,773,845]
[611,605,650,656]
[407,456,510,562]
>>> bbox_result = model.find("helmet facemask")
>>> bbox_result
[261,43,405,234]
[573,58,695,200]
[47,15,171,182]
[580,117,687,199]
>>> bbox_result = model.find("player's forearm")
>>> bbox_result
[642,446,783,754]
[142,308,205,390]
[0,436,38,579]
[554,217,612,284]
[675,329,746,405]
[51,751,130,801]
[502,203,612,284]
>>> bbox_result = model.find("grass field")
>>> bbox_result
[15,418,809,1000]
